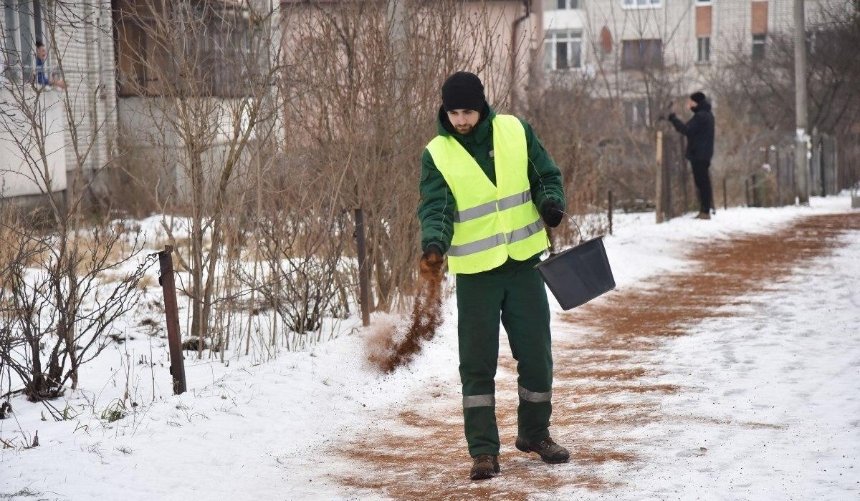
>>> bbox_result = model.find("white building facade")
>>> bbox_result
[0,0,117,202]
[541,0,845,123]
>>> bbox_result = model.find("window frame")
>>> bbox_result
[2,0,48,84]
[621,0,662,10]
[544,29,584,71]
[556,0,581,10]
[624,99,651,128]
[752,33,766,61]
[696,36,710,64]
[621,38,663,70]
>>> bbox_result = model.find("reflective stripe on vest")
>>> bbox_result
[426,114,548,274]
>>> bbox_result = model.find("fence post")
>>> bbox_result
[655,131,664,223]
[752,173,760,207]
[775,153,783,206]
[354,208,371,327]
[607,189,613,236]
[158,246,186,395]
[723,177,728,211]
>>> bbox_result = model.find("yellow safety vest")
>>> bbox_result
[426,114,548,274]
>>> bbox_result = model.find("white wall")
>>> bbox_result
[0,89,67,197]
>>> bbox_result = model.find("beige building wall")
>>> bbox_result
[542,0,841,100]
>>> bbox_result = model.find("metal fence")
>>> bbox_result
[657,131,844,222]
[745,133,840,208]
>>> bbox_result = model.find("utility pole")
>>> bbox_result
[388,0,408,98]
[794,0,810,204]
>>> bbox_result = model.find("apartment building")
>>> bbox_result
[0,0,116,201]
[541,0,843,124]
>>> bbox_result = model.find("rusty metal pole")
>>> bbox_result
[655,131,664,223]
[158,246,186,395]
[354,209,371,327]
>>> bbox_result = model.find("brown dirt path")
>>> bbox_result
[337,212,860,500]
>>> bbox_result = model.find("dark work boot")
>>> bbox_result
[515,436,570,464]
[469,454,500,480]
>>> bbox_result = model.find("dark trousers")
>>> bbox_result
[690,159,714,214]
[455,259,553,457]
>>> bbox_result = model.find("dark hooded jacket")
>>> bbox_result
[669,100,715,162]
[417,104,565,257]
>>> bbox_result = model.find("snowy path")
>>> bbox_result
[337,212,860,500]
[2,205,858,501]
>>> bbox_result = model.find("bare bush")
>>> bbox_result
[0,205,150,407]
[252,166,351,344]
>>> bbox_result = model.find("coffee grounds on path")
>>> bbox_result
[342,212,860,500]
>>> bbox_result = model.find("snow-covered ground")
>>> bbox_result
[1,196,858,500]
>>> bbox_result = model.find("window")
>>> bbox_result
[544,30,582,71]
[622,0,662,9]
[624,99,650,128]
[752,34,766,61]
[621,39,663,70]
[556,0,580,9]
[697,37,710,63]
[2,0,46,83]
[115,4,254,98]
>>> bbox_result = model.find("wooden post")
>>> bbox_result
[775,152,783,206]
[158,246,186,395]
[354,209,371,327]
[752,173,760,207]
[655,131,664,223]
[607,189,613,236]
[723,177,728,211]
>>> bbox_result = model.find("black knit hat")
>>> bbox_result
[441,71,486,112]
[690,91,706,103]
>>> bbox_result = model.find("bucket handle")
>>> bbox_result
[547,209,585,250]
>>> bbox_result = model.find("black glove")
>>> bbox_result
[668,112,677,121]
[539,199,564,228]
[419,244,444,280]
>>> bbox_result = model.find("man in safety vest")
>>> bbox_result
[418,71,569,480]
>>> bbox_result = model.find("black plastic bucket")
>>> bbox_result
[535,236,615,310]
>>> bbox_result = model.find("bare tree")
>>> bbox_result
[0,1,149,406]
[113,0,284,356]
[279,0,522,312]
[707,1,860,200]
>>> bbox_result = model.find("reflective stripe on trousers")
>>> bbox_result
[463,394,495,408]
[518,385,552,403]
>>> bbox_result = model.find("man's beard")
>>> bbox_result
[455,124,474,134]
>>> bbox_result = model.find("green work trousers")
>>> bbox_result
[455,257,553,457]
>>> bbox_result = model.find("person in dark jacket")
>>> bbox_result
[668,91,715,219]
[417,71,570,481]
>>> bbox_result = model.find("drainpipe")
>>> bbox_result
[510,0,531,112]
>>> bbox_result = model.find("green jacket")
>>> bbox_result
[418,105,565,257]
